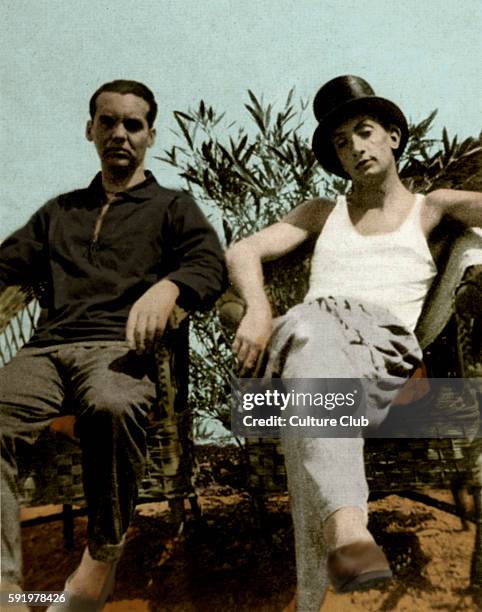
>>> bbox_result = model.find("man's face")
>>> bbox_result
[332,115,400,180]
[86,92,155,172]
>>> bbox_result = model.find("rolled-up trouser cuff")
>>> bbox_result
[322,504,369,525]
[88,534,126,563]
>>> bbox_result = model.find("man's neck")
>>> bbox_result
[100,165,146,195]
[349,171,411,211]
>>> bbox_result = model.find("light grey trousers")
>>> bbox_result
[264,297,422,611]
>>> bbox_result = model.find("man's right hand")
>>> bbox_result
[226,207,326,375]
[232,302,273,376]
[126,279,180,353]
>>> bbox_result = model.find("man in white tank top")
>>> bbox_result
[226,76,482,610]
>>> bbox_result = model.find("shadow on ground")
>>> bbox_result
[22,445,481,611]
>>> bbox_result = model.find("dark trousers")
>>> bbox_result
[0,342,156,584]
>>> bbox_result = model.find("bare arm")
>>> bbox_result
[226,197,333,373]
[426,189,482,228]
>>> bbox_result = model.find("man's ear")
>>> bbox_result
[148,128,156,148]
[389,125,401,150]
[85,120,93,142]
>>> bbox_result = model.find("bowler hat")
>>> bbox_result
[312,75,409,178]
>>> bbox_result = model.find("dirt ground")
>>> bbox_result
[20,446,482,611]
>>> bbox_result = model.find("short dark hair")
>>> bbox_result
[89,80,158,127]
[359,112,396,134]
[331,111,395,139]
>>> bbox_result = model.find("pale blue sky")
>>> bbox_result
[2,0,481,238]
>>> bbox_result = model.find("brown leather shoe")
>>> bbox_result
[327,541,392,593]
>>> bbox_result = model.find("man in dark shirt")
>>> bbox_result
[0,80,225,609]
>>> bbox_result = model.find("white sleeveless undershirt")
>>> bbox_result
[304,194,437,332]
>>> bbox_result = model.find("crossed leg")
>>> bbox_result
[265,298,421,610]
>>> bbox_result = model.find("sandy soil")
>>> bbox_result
[19,446,482,611]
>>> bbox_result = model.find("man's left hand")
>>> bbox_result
[126,279,180,353]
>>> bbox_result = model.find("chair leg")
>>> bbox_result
[251,492,273,543]
[168,497,186,525]
[189,495,202,522]
[471,486,482,588]
[62,504,74,550]
[450,480,469,531]
[253,492,266,520]
[470,430,482,588]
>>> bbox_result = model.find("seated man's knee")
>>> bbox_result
[81,390,143,424]
[283,304,334,341]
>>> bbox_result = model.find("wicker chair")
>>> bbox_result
[0,285,199,548]
[218,225,482,587]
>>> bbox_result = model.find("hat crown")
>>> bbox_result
[313,75,375,122]
[311,74,409,178]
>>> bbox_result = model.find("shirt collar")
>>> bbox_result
[88,170,159,202]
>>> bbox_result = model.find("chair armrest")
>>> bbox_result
[455,263,482,377]
[168,304,189,331]
[0,285,33,335]
[150,304,191,423]
[416,228,482,349]
[216,288,246,332]
[455,263,482,319]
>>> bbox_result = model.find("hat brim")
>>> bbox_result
[312,96,409,179]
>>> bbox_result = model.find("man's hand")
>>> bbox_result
[226,207,326,375]
[126,279,180,353]
[232,300,273,376]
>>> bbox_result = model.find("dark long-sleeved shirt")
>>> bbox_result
[0,172,227,346]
